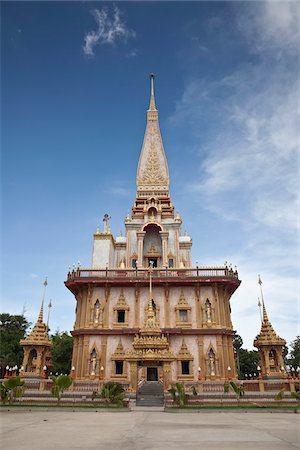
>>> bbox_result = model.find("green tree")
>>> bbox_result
[286,336,300,371]
[233,334,243,375]
[0,314,30,376]
[238,349,259,378]
[100,382,125,406]
[0,376,24,404]
[50,374,72,404]
[168,382,187,406]
[233,334,259,378]
[51,331,73,375]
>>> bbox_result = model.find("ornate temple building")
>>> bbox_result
[20,301,52,378]
[254,277,286,379]
[65,75,241,391]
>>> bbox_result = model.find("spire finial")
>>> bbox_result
[258,275,269,322]
[148,72,157,111]
[38,277,48,323]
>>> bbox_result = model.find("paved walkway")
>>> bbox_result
[1,410,299,450]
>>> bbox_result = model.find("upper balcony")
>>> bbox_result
[65,266,240,294]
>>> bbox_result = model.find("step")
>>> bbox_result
[131,406,164,412]
[136,397,164,406]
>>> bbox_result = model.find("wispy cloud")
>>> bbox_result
[237,2,300,58]
[29,273,38,279]
[83,6,136,57]
[170,2,300,348]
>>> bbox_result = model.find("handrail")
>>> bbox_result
[67,266,239,282]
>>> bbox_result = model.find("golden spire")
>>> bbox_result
[37,277,47,323]
[254,275,286,347]
[148,73,157,112]
[258,275,269,323]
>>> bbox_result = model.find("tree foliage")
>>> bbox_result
[168,382,187,406]
[233,334,259,379]
[0,314,30,376]
[51,331,73,375]
[51,374,72,404]
[286,336,300,371]
[0,376,24,404]
[100,381,125,406]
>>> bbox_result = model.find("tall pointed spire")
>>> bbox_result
[254,275,286,346]
[136,74,170,199]
[148,73,157,112]
[38,301,44,323]
[20,277,51,345]
[258,275,269,323]
[37,277,48,323]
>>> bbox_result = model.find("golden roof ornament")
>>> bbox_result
[136,74,169,195]
[254,275,286,347]
[20,278,51,347]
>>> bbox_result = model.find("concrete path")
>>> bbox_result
[1,410,299,450]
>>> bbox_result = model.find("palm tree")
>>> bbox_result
[0,376,24,404]
[50,374,72,404]
[100,382,125,406]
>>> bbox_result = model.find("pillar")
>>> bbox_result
[159,231,169,267]
[163,362,172,390]
[197,336,205,381]
[134,286,140,328]
[164,285,170,327]
[129,361,138,391]
[137,231,146,268]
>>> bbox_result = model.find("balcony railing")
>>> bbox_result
[66,266,239,282]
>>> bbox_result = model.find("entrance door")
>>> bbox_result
[148,258,158,268]
[147,367,158,381]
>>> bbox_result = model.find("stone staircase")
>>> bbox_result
[136,382,164,407]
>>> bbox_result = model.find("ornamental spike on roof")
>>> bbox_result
[136,74,169,196]
[254,294,286,348]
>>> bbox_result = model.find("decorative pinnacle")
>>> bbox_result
[149,73,157,111]
[38,277,48,323]
[258,275,269,323]
[37,301,44,323]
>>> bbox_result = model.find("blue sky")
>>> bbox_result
[2,1,299,349]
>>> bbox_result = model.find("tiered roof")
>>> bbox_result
[20,302,52,347]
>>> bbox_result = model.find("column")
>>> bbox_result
[163,362,172,390]
[216,335,225,379]
[137,231,146,268]
[77,336,84,378]
[82,335,89,378]
[213,284,221,326]
[197,336,205,381]
[72,337,79,379]
[134,286,140,328]
[195,284,201,328]
[159,231,169,267]
[129,361,138,391]
[227,335,236,379]
[104,287,110,328]
[101,336,108,380]
[164,285,170,327]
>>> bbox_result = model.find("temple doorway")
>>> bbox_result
[147,367,158,381]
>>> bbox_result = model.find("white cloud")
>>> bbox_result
[83,6,136,57]
[170,2,300,348]
[29,273,38,279]
[237,2,300,58]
